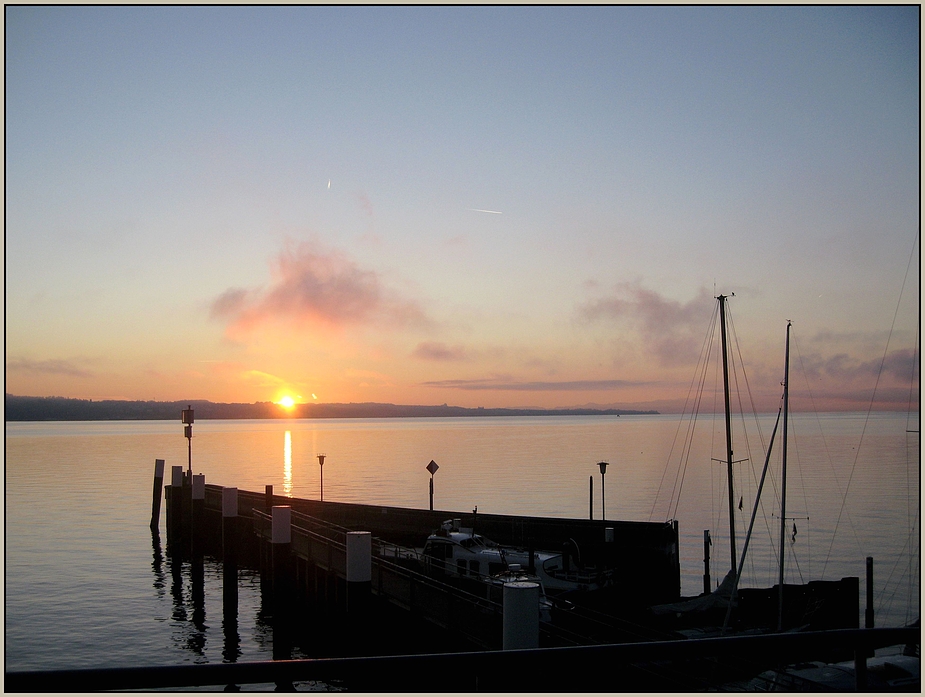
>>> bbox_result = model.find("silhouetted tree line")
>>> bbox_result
[5,394,657,421]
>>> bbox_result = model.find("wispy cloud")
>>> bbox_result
[578,283,713,366]
[211,239,430,337]
[345,368,395,388]
[242,370,289,387]
[6,357,93,378]
[422,378,652,391]
[413,342,470,362]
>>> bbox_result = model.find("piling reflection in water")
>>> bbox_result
[222,570,241,664]
[169,554,186,625]
[151,531,166,599]
[190,554,207,654]
[163,539,209,658]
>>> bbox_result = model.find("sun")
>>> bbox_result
[277,395,296,409]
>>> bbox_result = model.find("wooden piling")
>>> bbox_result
[191,474,205,557]
[222,487,240,617]
[269,505,294,676]
[181,471,192,551]
[222,487,239,565]
[703,530,712,595]
[589,475,593,520]
[865,556,874,629]
[271,506,292,597]
[346,531,372,614]
[150,459,165,531]
[167,466,184,544]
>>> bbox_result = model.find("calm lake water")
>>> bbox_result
[5,413,919,673]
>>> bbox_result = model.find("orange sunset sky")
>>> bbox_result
[6,6,920,414]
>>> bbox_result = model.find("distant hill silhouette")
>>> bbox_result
[5,394,657,421]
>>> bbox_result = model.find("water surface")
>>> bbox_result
[5,413,919,671]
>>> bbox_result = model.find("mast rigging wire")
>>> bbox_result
[821,229,920,580]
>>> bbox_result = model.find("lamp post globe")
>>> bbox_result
[597,461,609,521]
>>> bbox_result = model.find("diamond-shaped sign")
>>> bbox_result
[426,460,439,475]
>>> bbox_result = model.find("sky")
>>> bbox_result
[6,6,920,413]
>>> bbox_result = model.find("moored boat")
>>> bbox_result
[650,298,861,636]
[421,518,612,595]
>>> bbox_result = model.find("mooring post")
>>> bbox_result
[150,459,165,531]
[703,530,712,595]
[265,484,273,512]
[167,465,184,545]
[855,646,869,691]
[181,470,192,552]
[269,505,293,679]
[502,581,539,650]
[346,531,372,620]
[604,526,615,567]
[589,475,593,520]
[865,556,874,629]
[222,488,239,564]
[191,474,205,557]
[220,487,239,674]
[271,506,292,597]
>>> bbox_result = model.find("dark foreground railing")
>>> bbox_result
[6,626,918,692]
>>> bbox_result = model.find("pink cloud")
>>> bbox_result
[579,283,713,366]
[355,192,374,218]
[211,239,430,337]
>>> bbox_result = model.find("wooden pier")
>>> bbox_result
[5,463,915,692]
[124,466,899,690]
[162,476,683,651]
[197,482,682,605]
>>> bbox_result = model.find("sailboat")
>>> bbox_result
[651,296,860,636]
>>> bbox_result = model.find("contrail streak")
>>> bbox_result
[467,208,503,214]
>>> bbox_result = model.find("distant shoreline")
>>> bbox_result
[4,394,658,421]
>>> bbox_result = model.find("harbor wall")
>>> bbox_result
[200,484,681,604]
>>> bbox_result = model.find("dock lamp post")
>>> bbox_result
[317,454,326,502]
[598,461,608,521]
[426,460,439,511]
[181,406,194,477]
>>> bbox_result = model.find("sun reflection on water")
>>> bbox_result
[283,430,292,496]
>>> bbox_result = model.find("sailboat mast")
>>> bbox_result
[718,294,737,572]
[777,321,792,631]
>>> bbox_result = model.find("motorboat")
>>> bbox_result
[421,518,611,595]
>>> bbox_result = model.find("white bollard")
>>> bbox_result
[605,527,614,543]
[502,581,540,650]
